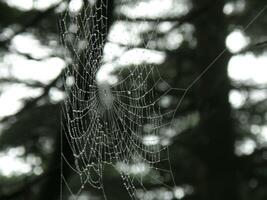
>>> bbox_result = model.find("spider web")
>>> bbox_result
[58,0,267,199]
[59,0,190,199]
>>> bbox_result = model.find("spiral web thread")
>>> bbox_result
[59,0,188,199]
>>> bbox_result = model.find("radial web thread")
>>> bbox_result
[59,0,267,199]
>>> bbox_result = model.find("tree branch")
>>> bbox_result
[0,2,61,49]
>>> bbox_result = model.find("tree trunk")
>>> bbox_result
[191,0,240,200]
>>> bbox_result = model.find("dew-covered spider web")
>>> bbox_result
[58,0,267,199]
[59,0,187,199]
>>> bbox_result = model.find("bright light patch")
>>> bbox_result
[250,125,261,135]
[118,48,165,66]
[3,54,65,83]
[165,128,177,137]
[229,90,246,108]
[223,1,245,15]
[136,188,174,200]
[49,88,66,103]
[0,147,30,176]
[119,0,190,19]
[66,76,75,87]
[143,135,160,146]
[158,22,174,33]
[174,187,185,199]
[250,125,267,146]
[235,139,256,156]
[116,162,149,175]
[0,28,15,41]
[108,21,148,45]
[96,63,118,85]
[160,95,172,108]
[7,0,33,10]
[226,30,249,53]
[165,29,184,50]
[223,3,235,15]
[69,0,83,13]
[34,0,62,10]
[0,84,42,118]
[7,0,61,11]
[228,53,267,84]
[103,42,126,62]
[250,90,267,103]
[260,126,267,144]
[12,34,52,59]
[174,185,194,199]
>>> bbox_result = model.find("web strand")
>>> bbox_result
[60,1,267,199]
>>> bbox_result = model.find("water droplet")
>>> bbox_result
[66,76,75,87]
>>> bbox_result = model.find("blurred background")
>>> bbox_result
[0,0,267,199]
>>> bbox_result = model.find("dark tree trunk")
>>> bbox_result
[191,0,240,200]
